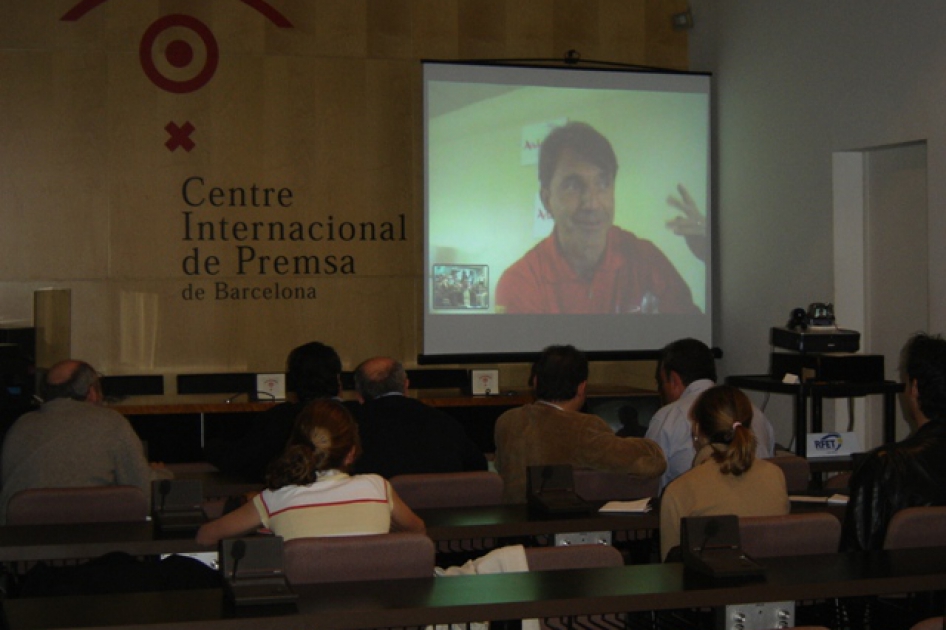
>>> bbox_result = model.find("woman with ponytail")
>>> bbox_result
[659,385,789,561]
[197,399,424,546]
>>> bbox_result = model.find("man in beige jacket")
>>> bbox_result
[494,345,666,503]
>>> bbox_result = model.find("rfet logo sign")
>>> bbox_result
[61,0,292,151]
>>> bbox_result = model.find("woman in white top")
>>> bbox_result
[659,385,789,561]
[196,399,424,546]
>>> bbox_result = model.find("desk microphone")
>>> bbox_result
[698,518,720,556]
[538,466,555,494]
[158,479,172,512]
[225,392,248,403]
[230,539,246,581]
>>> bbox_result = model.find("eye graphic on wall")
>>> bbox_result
[61,0,292,94]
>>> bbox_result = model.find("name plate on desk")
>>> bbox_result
[471,369,499,395]
[807,432,862,458]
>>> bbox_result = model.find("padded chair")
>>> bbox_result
[883,506,946,550]
[764,455,811,494]
[572,469,659,502]
[739,512,842,558]
[389,471,503,509]
[283,532,435,585]
[5,486,149,525]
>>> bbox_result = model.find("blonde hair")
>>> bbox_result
[691,385,757,476]
[265,399,361,489]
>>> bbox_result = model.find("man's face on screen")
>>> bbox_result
[542,148,615,262]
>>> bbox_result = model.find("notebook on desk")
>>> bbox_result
[151,479,208,534]
[220,537,297,606]
[527,465,592,515]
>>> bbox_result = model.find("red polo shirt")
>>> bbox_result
[495,226,698,314]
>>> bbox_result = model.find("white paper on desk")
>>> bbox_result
[790,494,849,505]
[599,499,652,513]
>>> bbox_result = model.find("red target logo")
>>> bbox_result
[61,0,292,95]
[139,15,219,94]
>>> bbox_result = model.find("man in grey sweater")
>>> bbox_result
[0,360,163,524]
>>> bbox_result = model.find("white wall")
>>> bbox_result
[688,2,946,445]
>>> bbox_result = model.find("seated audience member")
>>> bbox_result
[841,332,946,551]
[204,341,359,483]
[659,385,789,561]
[647,338,775,491]
[350,357,487,478]
[196,399,424,546]
[0,360,168,524]
[494,345,666,504]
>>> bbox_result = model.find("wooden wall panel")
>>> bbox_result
[411,0,459,60]
[0,50,109,281]
[0,0,687,385]
[505,0,555,59]
[367,0,414,59]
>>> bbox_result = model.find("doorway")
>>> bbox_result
[833,142,928,448]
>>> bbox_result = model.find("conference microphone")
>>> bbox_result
[538,466,555,494]
[230,539,247,582]
[158,479,172,512]
[698,518,720,556]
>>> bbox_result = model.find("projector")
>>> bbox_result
[770,327,860,354]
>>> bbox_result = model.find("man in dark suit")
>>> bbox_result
[204,341,359,483]
[841,332,946,550]
[350,356,486,478]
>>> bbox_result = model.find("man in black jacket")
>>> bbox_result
[841,332,946,551]
[350,356,486,478]
[204,341,358,483]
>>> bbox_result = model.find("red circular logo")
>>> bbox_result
[139,15,219,94]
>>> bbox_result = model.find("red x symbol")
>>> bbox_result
[165,121,195,152]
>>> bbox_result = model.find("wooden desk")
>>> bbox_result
[112,386,657,461]
[0,522,205,565]
[110,386,654,416]
[419,503,657,542]
[4,547,945,629]
[0,499,845,570]
[0,503,654,567]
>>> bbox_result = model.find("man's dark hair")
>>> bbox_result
[532,345,589,401]
[41,362,98,402]
[902,332,946,423]
[538,121,619,193]
[353,358,407,400]
[657,338,717,385]
[286,342,342,402]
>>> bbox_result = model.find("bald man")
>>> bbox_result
[0,360,166,523]
[350,357,487,478]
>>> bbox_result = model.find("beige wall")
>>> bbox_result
[0,0,687,389]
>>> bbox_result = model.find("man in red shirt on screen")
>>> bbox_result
[495,121,699,315]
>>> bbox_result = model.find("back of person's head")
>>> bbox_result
[657,338,717,385]
[531,345,589,402]
[691,385,756,476]
[265,399,361,490]
[538,121,618,193]
[286,342,342,401]
[40,360,99,402]
[901,332,946,423]
[353,357,406,400]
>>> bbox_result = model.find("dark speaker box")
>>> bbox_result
[770,352,885,383]
[770,327,860,353]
